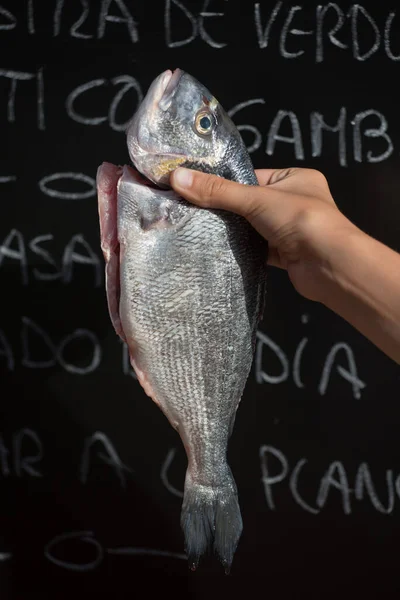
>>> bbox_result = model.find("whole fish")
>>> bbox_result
[96,68,268,572]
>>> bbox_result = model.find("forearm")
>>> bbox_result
[320,229,400,365]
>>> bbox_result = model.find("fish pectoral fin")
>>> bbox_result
[139,205,171,231]
[117,165,189,233]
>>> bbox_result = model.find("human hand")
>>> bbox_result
[170,167,360,304]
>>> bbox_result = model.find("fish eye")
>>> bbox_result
[195,111,214,136]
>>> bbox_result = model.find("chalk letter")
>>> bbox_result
[57,329,101,375]
[62,234,101,286]
[354,463,394,514]
[39,172,96,200]
[266,110,304,159]
[259,445,289,510]
[13,428,43,477]
[0,229,28,285]
[352,110,393,163]
[254,1,282,49]
[21,316,56,369]
[0,328,14,370]
[280,6,313,59]
[311,107,347,167]
[317,461,352,514]
[0,70,35,122]
[53,0,65,36]
[30,234,61,281]
[0,434,10,476]
[165,0,197,48]
[349,4,380,61]
[70,0,92,39]
[109,75,143,132]
[228,99,265,153]
[80,432,133,489]
[289,458,319,514]
[27,0,35,34]
[66,79,108,125]
[199,0,227,48]
[255,330,289,384]
[160,448,184,498]
[293,316,309,387]
[315,3,347,63]
[98,0,138,43]
[319,342,366,399]
[0,6,16,30]
[44,531,103,572]
[293,337,307,388]
[384,12,400,60]
[36,67,45,130]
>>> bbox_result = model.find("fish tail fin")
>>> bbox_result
[180,469,243,573]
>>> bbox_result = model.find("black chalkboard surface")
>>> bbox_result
[1,1,400,597]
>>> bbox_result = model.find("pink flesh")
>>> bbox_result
[96,162,162,409]
[96,162,126,343]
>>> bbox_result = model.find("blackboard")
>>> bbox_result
[1,0,400,597]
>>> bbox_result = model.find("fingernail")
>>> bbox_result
[174,168,193,189]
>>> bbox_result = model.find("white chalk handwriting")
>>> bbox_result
[65,75,143,131]
[0,0,139,42]
[255,315,366,400]
[260,444,397,515]
[0,427,43,478]
[80,431,133,489]
[44,530,186,572]
[0,229,101,286]
[39,172,96,200]
[0,311,368,401]
[0,531,186,571]
[229,102,393,166]
[0,69,397,166]
[0,316,146,379]
[1,2,400,63]
[0,68,45,129]
[160,447,184,498]
[0,428,133,490]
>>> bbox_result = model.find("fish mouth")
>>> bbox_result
[158,68,183,111]
[126,68,186,185]
[118,164,161,190]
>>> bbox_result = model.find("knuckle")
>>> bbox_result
[270,167,295,185]
[306,168,328,187]
[202,175,226,201]
[242,188,263,221]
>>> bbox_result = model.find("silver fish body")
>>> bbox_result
[97,69,268,572]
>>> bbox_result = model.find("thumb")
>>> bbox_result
[170,167,264,218]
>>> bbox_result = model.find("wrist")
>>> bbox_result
[316,224,367,308]
[291,212,362,306]
[316,225,400,364]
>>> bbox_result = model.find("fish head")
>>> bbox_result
[126,68,240,187]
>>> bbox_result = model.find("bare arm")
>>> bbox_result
[320,228,400,364]
[171,166,400,365]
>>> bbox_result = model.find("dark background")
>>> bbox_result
[1,0,400,597]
